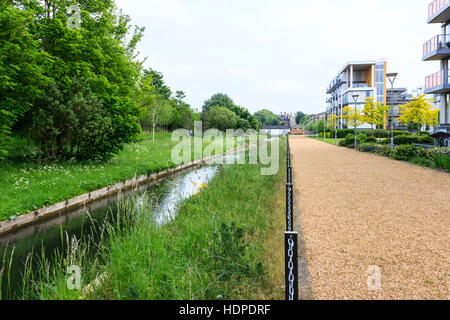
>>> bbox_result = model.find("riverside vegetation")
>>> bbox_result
[0,132,244,221]
[2,140,286,300]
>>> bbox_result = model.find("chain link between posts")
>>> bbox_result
[287,235,295,300]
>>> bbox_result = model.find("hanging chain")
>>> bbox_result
[288,235,295,301]
[287,185,292,231]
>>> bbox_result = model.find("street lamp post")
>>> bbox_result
[334,108,337,145]
[352,94,359,150]
[386,73,398,151]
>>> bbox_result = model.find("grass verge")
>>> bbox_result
[308,136,343,146]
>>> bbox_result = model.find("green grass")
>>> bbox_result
[18,140,286,300]
[0,133,240,221]
[308,136,343,146]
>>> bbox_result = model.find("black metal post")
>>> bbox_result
[285,231,299,300]
[287,166,292,184]
[286,183,293,232]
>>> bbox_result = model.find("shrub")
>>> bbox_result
[379,145,393,157]
[392,145,420,161]
[365,135,377,143]
[382,135,434,146]
[331,129,411,139]
[433,154,450,170]
[410,157,435,168]
[358,143,378,153]
[338,140,346,147]
[357,133,368,144]
[416,131,431,136]
[344,134,355,147]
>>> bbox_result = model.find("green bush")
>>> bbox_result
[330,129,411,139]
[416,131,431,136]
[344,134,355,147]
[365,135,377,143]
[433,154,450,170]
[379,145,393,157]
[392,145,420,161]
[410,157,436,168]
[357,133,368,144]
[382,135,434,146]
[358,143,378,153]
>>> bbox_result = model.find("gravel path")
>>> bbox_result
[290,136,449,300]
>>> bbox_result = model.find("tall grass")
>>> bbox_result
[15,139,286,300]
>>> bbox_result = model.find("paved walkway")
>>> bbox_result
[290,136,449,300]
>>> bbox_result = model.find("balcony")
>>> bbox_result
[428,0,450,23]
[326,78,342,94]
[423,34,450,60]
[425,70,450,93]
[352,82,369,89]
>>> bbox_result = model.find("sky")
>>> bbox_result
[115,0,440,115]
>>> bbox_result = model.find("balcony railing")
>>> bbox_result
[423,34,450,58]
[425,70,444,90]
[425,69,450,93]
[352,83,369,88]
[428,0,450,21]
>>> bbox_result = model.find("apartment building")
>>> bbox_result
[386,88,411,130]
[278,113,296,128]
[423,0,450,138]
[309,112,326,123]
[326,60,388,130]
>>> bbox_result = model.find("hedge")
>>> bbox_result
[327,129,411,139]
[381,135,434,146]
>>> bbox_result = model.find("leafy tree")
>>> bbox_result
[171,91,195,130]
[295,111,308,125]
[326,114,338,129]
[144,69,172,100]
[206,106,238,131]
[0,4,47,158]
[202,93,258,130]
[31,76,121,160]
[6,0,145,160]
[254,109,280,126]
[362,98,388,134]
[342,106,363,128]
[202,93,235,113]
[398,95,439,131]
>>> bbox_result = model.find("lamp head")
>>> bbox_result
[386,72,398,84]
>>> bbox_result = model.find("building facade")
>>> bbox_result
[309,112,326,123]
[386,88,411,130]
[326,60,389,130]
[423,0,450,137]
[278,113,296,128]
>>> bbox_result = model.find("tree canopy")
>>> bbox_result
[0,0,200,160]
[254,109,280,126]
[362,98,388,132]
[202,94,258,131]
[295,111,308,125]
[398,95,439,131]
